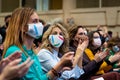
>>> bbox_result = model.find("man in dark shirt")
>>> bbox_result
[0,15,11,58]
[0,15,11,43]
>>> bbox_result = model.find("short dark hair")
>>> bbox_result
[4,15,11,22]
[39,19,45,25]
[108,31,113,35]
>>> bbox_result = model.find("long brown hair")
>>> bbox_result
[68,25,84,46]
[3,7,35,57]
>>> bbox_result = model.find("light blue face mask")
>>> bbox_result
[49,35,64,48]
[26,23,44,39]
[112,45,119,53]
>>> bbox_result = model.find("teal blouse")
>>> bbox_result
[4,45,48,80]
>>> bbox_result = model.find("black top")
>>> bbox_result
[0,26,6,43]
[69,46,103,80]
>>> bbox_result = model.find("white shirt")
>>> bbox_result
[37,49,84,80]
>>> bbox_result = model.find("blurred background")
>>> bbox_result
[0,0,120,37]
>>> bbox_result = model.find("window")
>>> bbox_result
[0,0,63,13]
[76,0,120,8]
[1,0,19,12]
[76,0,99,8]
[49,0,62,10]
[22,0,36,9]
[102,0,120,7]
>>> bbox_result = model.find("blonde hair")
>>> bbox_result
[41,23,69,55]
[3,7,35,57]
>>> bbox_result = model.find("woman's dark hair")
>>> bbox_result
[87,30,101,53]
[68,25,84,46]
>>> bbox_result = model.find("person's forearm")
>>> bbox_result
[77,57,83,68]
[73,48,83,67]
[0,74,7,80]
[47,61,63,79]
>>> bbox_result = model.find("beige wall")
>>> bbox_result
[0,13,11,26]
[38,10,63,23]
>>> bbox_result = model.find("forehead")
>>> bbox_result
[30,12,39,19]
[99,30,104,36]
[77,28,84,33]
[52,27,62,32]
[93,32,100,36]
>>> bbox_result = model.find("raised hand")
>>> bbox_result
[94,50,109,63]
[115,60,120,67]
[0,57,33,80]
[60,51,74,68]
[77,35,89,51]
[108,52,120,63]
[0,51,22,73]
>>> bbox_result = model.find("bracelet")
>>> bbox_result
[46,74,51,80]
[51,68,61,77]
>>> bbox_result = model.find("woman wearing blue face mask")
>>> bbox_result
[105,38,120,72]
[2,7,74,80]
[37,23,86,80]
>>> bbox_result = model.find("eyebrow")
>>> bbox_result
[93,36,100,38]
[31,19,39,23]
[32,18,39,21]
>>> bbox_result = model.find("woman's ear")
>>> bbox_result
[23,25,28,32]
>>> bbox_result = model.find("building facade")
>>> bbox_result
[0,0,120,36]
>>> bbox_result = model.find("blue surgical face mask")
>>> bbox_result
[112,45,119,53]
[105,37,109,42]
[49,35,64,48]
[26,23,44,39]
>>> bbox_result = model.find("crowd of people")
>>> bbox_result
[0,7,120,80]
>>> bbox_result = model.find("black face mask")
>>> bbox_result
[100,36,105,44]
[5,22,9,27]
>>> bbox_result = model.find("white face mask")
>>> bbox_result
[26,23,43,39]
[93,38,102,48]
[49,35,64,48]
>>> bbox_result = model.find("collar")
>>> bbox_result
[52,49,59,57]
[23,45,33,56]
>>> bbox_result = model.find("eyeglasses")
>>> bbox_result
[93,36,100,39]
[79,32,85,35]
